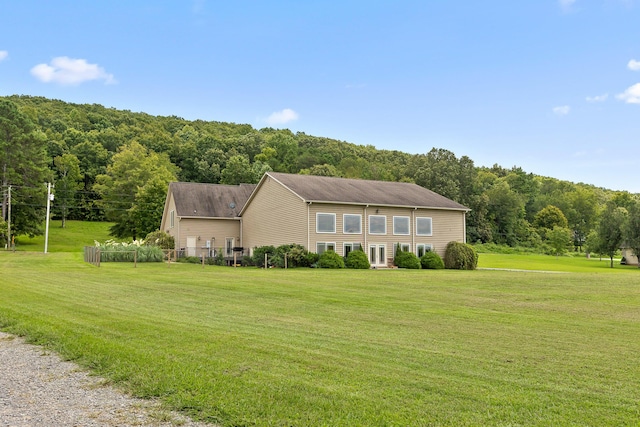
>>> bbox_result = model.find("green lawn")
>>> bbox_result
[12,220,114,252]
[478,252,639,273]
[1,252,639,426]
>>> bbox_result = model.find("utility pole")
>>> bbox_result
[44,182,54,254]
[6,185,10,250]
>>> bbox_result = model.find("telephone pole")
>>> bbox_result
[6,185,11,250]
[44,182,54,254]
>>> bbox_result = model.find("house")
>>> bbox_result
[160,172,470,267]
[160,182,256,259]
[620,246,639,265]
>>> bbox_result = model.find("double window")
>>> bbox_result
[343,242,362,257]
[316,242,336,255]
[416,243,433,257]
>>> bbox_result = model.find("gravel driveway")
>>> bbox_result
[0,332,215,427]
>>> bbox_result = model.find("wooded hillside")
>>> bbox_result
[1,95,638,258]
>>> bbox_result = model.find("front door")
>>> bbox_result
[369,244,386,268]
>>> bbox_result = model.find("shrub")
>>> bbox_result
[144,230,174,249]
[318,250,345,268]
[252,245,276,267]
[393,244,421,269]
[345,249,370,269]
[275,244,314,268]
[95,239,164,263]
[251,244,316,268]
[443,241,478,270]
[420,251,444,269]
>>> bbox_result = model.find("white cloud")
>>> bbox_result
[586,93,608,102]
[553,105,571,115]
[266,108,299,125]
[0,51,7,61]
[628,59,640,71]
[617,83,640,104]
[30,56,116,85]
[559,0,576,12]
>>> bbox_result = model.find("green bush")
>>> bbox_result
[345,249,370,269]
[252,244,316,268]
[420,251,444,269]
[252,245,277,267]
[443,241,478,270]
[393,244,421,269]
[95,240,164,262]
[318,250,345,268]
[144,230,174,249]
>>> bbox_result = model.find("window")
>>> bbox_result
[316,242,336,255]
[343,214,362,234]
[369,215,386,234]
[169,210,175,228]
[343,242,362,257]
[316,213,336,233]
[416,217,432,236]
[393,243,411,257]
[393,216,410,235]
[416,243,433,258]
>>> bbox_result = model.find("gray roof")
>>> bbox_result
[266,172,469,211]
[169,182,256,218]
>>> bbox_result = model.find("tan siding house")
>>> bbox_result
[160,182,255,258]
[240,172,469,267]
[161,172,469,267]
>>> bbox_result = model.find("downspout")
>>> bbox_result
[463,211,467,243]
[307,202,311,250]
[412,207,417,253]
[364,205,368,252]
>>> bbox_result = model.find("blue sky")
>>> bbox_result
[1,1,639,192]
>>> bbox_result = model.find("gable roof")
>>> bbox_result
[169,182,256,218]
[245,172,469,211]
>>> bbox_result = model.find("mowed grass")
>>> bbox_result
[13,220,114,252]
[1,252,639,426]
[478,252,640,273]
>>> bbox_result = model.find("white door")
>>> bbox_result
[186,236,197,257]
[225,237,235,257]
[369,244,386,267]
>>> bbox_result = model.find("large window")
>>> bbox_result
[393,216,410,235]
[316,213,336,233]
[416,243,433,257]
[316,242,336,255]
[416,217,432,236]
[369,215,386,234]
[343,214,362,234]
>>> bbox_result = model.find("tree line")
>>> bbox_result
[1,95,638,263]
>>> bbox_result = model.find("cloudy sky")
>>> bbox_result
[1,1,639,191]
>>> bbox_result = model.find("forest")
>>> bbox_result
[1,94,639,263]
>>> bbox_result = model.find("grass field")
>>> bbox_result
[12,220,114,252]
[1,249,639,426]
